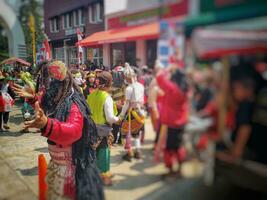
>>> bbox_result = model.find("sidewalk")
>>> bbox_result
[0,104,204,200]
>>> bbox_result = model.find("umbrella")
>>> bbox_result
[0,57,31,66]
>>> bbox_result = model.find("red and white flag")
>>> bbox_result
[76,28,84,65]
[43,38,51,61]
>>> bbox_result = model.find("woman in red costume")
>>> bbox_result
[155,63,188,178]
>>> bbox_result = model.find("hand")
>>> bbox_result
[216,151,239,163]
[24,102,48,129]
[11,83,35,99]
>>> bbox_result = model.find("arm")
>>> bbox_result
[104,96,119,124]
[156,70,178,92]
[41,103,83,146]
[119,87,132,118]
[231,125,252,158]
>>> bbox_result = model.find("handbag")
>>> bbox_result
[96,124,112,137]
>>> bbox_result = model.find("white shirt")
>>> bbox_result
[120,82,144,117]
[104,95,119,124]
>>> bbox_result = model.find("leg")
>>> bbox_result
[121,134,133,162]
[0,112,3,131]
[3,112,10,129]
[133,133,141,159]
[96,138,112,186]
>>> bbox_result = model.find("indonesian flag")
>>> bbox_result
[76,28,84,64]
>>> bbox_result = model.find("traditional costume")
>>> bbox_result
[110,66,125,144]
[21,61,104,200]
[155,67,188,176]
[119,65,145,161]
[83,71,97,98]
[87,71,119,186]
[0,75,15,131]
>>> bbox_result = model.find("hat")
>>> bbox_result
[124,65,135,78]
[6,76,15,81]
[97,71,112,87]
[47,60,67,81]
[87,72,96,78]
[113,66,124,72]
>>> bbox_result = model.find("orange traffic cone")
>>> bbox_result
[38,154,47,200]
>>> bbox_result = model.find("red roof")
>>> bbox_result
[0,57,31,66]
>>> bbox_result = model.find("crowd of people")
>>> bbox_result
[0,55,266,199]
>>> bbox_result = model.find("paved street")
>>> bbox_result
[0,103,204,200]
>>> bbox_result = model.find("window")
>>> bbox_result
[89,3,103,24]
[146,40,157,68]
[62,13,72,29]
[69,47,78,64]
[50,17,60,33]
[73,10,79,27]
[73,9,85,26]
[53,48,64,62]
[87,48,103,66]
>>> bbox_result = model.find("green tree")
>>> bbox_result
[19,0,44,64]
[0,26,9,61]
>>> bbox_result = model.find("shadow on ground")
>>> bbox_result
[35,147,48,153]
[0,131,24,137]
[17,166,38,176]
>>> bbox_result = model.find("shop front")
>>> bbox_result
[80,1,189,68]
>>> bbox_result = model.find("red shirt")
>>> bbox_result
[41,103,83,147]
[156,70,188,128]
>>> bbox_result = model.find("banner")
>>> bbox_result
[36,38,51,64]
[157,20,184,68]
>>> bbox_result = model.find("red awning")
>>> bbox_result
[79,22,159,47]
[0,57,31,66]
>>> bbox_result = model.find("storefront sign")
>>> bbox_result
[108,1,188,29]
[157,20,184,67]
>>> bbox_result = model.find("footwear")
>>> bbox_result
[101,175,113,186]
[20,129,30,133]
[134,151,141,159]
[3,124,10,129]
[122,153,132,162]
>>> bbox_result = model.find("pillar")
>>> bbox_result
[136,40,146,67]
[103,44,111,67]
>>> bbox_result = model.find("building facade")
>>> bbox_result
[44,0,104,66]
[102,0,189,68]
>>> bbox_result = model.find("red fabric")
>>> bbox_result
[196,133,209,150]
[163,148,186,168]
[203,101,236,140]
[0,96,5,112]
[42,104,83,147]
[156,70,188,128]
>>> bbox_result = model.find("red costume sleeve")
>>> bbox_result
[41,103,83,146]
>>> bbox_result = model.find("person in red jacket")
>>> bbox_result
[155,63,188,178]
[12,61,104,200]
